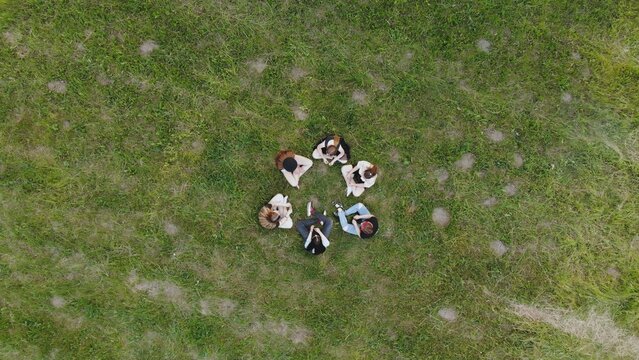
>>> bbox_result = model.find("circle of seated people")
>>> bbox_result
[258,134,379,255]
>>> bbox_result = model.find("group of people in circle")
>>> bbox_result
[258,134,380,255]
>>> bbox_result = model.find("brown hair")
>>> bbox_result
[364,164,378,179]
[258,206,280,229]
[275,150,295,170]
[360,221,374,235]
[326,135,341,156]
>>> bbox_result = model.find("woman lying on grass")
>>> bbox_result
[334,202,379,239]
[275,150,313,189]
[258,194,293,229]
[312,134,350,166]
[341,160,378,197]
[296,201,332,255]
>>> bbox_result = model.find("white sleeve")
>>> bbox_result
[318,231,330,247]
[282,169,298,187]
[269,193,285,206]
[364,175,377,187]
[294,155,313,167]
[304,230,313,248]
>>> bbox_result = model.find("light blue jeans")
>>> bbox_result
[338,203,370,235]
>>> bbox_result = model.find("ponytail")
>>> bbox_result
[275,150,295,170]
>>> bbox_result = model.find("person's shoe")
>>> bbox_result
[306,201,315,217]
[332,202,343,218]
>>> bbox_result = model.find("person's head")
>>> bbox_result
[360,221,374,236]
[258,205,280,229]
[312,233,321,246]
[364,165,378,179]
[275,150,296,171]
[326,135,341,156]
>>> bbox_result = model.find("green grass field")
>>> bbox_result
[1,1,638,358]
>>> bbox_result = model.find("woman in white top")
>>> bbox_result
[312,135,351,166]
[341,161,378,197]
[275,150,313,189]
[258,194,293,229]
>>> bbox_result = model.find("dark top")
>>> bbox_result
[313,135,351,160]
[305,238,327,255]
[356,216,379,239]
[352,170,365,184]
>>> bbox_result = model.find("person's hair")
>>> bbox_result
[275,150,295,170]
[258,206,280,229]
[360,221,374,235]
[364,165,378,179]
[326,135,341,156]
[312,233,321,246]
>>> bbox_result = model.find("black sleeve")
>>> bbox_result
[339,138,351,159]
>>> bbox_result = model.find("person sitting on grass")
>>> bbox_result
[296,201,332,255]
[312,134,351,166]
[341,160,378,197]
[258,194,293,229]
[334,202,379,239]
[275,150,313,189]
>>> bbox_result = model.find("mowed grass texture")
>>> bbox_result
[1,1,638,359]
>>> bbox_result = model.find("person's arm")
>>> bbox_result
[329,147,346,165]
[295,155,313,168]
[314,144,330,164]
[282,169,299,188]
[294,155,313,177]
[351,219,361,236]
[318,230,330,247]
[304,226,315,249]
[353,214,374,220]
[364,175,377,188]
[347,164,359,178]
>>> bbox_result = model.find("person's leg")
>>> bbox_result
[295,155,313,176]
[296,218,315,240]
[279,217,293,229]
[336,155,348,164]
[337,209,358,235]
[317,213,333,237]
[311,148,323,159]
[352,187,365,197]
[357,203,370,216]
[344,202,365,216]
[341,165,352,180]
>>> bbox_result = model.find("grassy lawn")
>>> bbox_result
[1,0,638,358]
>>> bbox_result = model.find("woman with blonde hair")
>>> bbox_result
[258,194,293,229]
[312,134,350,166]
[275,150,313,189]
[341,160,378,197]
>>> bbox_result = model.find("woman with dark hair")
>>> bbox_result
[341,160,378,197]
[312,134,351,166]
[258,194,293,229]
[296,201,333,255]
[333,202,379,239]
[275,150,313,189]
